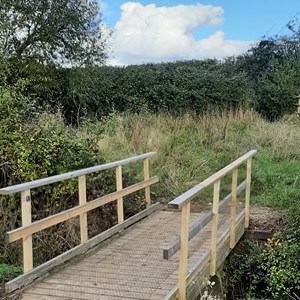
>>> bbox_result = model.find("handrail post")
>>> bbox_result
[245,158,252,228]
[116,166,124,223]
[21,189,33,272]
[143,158,151,208]
[178,201,190,300]
[210,180,220,276]
[78,175,88,244]
[230,168,238,248]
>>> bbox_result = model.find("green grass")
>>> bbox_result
[89,110,300,210]
[0,264,22,284]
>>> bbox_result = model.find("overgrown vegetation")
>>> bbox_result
[225,212,300,300]
[1,1,300,298]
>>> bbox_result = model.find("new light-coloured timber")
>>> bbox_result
[78,175,88,244]
[116,166,124,224]
[21,189,33,273]
[164,210,246,300]
[144,158,151,207]
[230,168,238,248]
[0,152,156,195]
[168,150,257,209]
[6,177,159,243]
[5,203,162,293]
[245,158,252,228]
[210,180,220,276]
[163,180,246,260]
[178,202,190,300]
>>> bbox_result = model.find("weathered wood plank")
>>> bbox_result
[5,203,162,293]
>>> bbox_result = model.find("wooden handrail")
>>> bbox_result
[168,150,257,209]
[6,177,159,243]
[168,150,257,300]
[0,152,156,195]
[2,152,158,278]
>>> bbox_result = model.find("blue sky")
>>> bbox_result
[100,1,300,65]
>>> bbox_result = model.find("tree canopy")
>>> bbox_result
[0,0,111,66]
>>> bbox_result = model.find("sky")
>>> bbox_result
[99,1,300,65]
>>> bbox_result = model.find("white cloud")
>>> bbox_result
[109,2,254,65]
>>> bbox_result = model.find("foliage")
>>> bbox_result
[63,60,254,123]
[255,236,300,299]
[0,0,111,66]
[0,264,22,283]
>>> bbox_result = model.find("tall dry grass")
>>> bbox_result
[90,110,300,206]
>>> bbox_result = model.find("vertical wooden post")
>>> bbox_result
[78,175,88,244]
[21,189,33,272]
[210,180,220,276]
[245,158,252,228]
[116,166,124,224]
[178,201,190,300]
[143,158,151,208]
[230,168,238,249]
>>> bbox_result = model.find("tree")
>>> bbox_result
[0,0,111,66]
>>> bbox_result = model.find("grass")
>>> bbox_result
[0,264,22,284]
[85,110,300,210]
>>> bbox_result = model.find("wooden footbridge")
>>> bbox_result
[1,150,257,300]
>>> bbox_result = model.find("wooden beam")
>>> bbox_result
[7,177,159,243]
[164,211,246,300]
[230,168,237,248]
[162,180,246,260]
[143,158,151,208]
[0,152,156,195]
[21,190,33,273]
[78,175,88,244]
[178,202,190,300]
[245,158,252,228]
[5,203,162,293]
[210,180,220,276]
[116,166,124,224]
[168,150,257,210]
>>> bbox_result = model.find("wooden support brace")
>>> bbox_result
[178,202,190,300]
[230,168,238,248]
[116,166,124,224]
[245,158,252,228]
[78,175,88,244]
[210,180,220,276]
[21,190,33,273]
[143,158,151,208]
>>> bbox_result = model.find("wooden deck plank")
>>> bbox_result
[20,210,241,300]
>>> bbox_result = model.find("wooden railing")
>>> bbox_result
[167,150,257,300]
[1,152,159,291]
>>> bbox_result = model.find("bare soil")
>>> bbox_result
[249,205,285,232]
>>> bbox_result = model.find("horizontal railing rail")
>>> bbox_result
[0,152,156,195]
[1,152,158,292]
[167,150,257,300]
